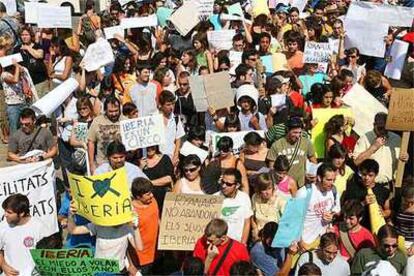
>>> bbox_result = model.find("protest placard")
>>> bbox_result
[24,2,41,24]
[170,1,200,36]
[303,42,331,64]
[0,160,58,237]
[311,108,354,158]
[344,19,388,58]
[158,193,223,250]
[196,0,214,19]
[180,141,209,163]
[120,14,158,29]
[203,72,235,110]
[229,51,242,69]
[220,14,243,21]
[386,88,414,132]
[31,248,120,275]
[347,2,414,27]
[272,52,289,71]
[270,94,286,107]
[227,2,244,16]
[260,55,273,73]
[120,114,165,151]
[210,130,265,153]
[104,25,124,39]
[189,75,209,112]
[384,40,409,80]
[207,30,235,51]
[37,5,72,28]
[0,53,22,68]
[342,84,388,136]
[68,167,133,226]
[291,0,307,12]
[252,0,270,17]
[1,0,16,15]
[74,122,89,143]
[32,78,79,116]
[82,39,114,72]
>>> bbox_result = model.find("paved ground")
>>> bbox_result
[0,143,10,168]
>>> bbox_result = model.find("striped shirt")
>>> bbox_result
[394,212,414,242]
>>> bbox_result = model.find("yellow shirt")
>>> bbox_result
[252,191,286,231]
[334,165,354,197]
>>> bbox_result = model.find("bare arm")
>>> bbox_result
[205,50,214,74]
[241,217,251,245]
[237,161,250,194]
[172,179,181,194]
[150,176,173,187]
[3,64,21,84]
[53,56,73,81]
[87,140,96,174]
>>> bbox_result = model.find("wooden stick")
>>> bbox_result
[395,131,410,188]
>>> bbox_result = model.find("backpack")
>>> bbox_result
[80,17,97,47]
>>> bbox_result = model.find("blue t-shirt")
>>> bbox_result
[299,73,326,96]
[250,242,285,276]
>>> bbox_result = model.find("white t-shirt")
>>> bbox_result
[159,113,185,159]
[216,191,253,242]
[297,184,341,244]
[0,217,46,276]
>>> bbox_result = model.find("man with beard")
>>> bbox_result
[123,63,158,117]
[87,95,123,174]
[267,117,317,188]
[0,194,46,276]
[8,108,57,163]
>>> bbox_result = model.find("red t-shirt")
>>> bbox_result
[193,236,250,276]
[289,90,305,109]
[333,224,376,261]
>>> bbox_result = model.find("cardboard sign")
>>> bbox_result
[30,248,120,275]
[342,84,388,136]
[207,30,235,51]
[384,40,409,80]
[210,130,265,153]
[0,53,22,68]
[0,160,58,237]
[189,72,234,112]
[120,14,158,29]
[68,168,133,226]
[120,114,165,151]
[37,5,72,28]
[82,39,114,72]
[386,88,414,131]
[311,108,354,158]
[158,193,223,250]
[170,1,200,36]
[303,42,331,64]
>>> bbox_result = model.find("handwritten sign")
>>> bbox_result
[158,193,223,251]
[120,114,165,151]
[82,39,114,72]
[0,161,58,237]
[203,72,235,110]
[386,88,414,131]
[0,53,22,68]
[68,168,133,226]
[207,30,235,51]
[120,14,158,29]
[37,5,72,28]
[303,42,331,63]
[210,130,265,154]
[196,0,214,20]
[30,248,119,275]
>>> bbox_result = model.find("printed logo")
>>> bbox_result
[23,236,34,248]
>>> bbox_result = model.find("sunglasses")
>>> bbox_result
[184,167,198,173]
[221,180,237,187]
[383,243,398,248]
[179,83,189,86]
[348,55,357,58]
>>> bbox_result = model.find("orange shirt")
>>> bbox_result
[285,51,304,75]
[134,200,159,265]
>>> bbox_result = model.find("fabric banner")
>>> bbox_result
[120,114,165,151]
[158,193,223,251]
[311,108,353,158]
[0,160,58,237]
[68,167,133,226]
[31,248,119,275]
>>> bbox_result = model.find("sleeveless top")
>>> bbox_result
[277,176,292,195]
[179,178,204,195]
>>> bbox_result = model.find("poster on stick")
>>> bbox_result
[158,193,223,251]
[386,88,414,131]
[120,114,165,151]
[0,160,58,237]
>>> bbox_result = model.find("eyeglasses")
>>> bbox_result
[383,243,398,248]
[184,167,198,173]
[221,180,237,187]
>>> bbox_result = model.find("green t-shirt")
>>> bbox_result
[351,247,407,275]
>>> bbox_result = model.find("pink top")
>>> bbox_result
[277,176,292,194]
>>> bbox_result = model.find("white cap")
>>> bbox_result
[236,84,259,109]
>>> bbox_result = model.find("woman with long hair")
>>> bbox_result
[324,114,356,156]
[327,144,354,197]
[173,155,205,195]
[192,33,214,73]
[48,37,73,88]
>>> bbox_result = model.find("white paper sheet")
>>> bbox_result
[180,141,209,163]
[31,78,79,116]
[82,39,114,72]
[1,0,16,15]
[169,1,200,36]
[0,53,22,68]
[384,40,409,80]
[271,94,286,107]
[344,19,388,58]
[120,14,158,29]
[207,30,235,51]
[104,25,125,39]
[24,2,42,24]
[303,42,331,63]
[37,5,72,28]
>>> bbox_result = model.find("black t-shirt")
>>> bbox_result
[16,43,48,84]
[143,154,174,181]
[343,174,391,229]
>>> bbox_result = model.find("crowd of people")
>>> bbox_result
[0,0,413,275]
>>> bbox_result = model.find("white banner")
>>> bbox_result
[37,5,72,28]
[82,39,114,72]
[0,160,58,237]
[303,42,331,63]
[120,114,165,151]
[384,40,409,80]
[342,84,388,136]
[346,2,414,27]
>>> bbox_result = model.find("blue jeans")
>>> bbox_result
[6,104,25,134]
